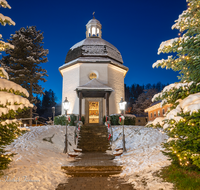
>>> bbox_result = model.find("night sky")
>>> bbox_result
[1,0,187,103]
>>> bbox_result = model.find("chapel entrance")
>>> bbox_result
[89,102,99,123]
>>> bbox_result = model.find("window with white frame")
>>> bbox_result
[158,110,160,116]
[162,109,165,115]
[151,113,153,118]
[154,111,156,117]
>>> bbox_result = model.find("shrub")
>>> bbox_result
[103,116,106,124]
[69,114,77,126]
[109,114,135,125]
[54,115,67,126]
[110,115,120,125]
[124,116,135,125]
[81,116,85,125]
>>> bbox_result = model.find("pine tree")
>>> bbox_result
[153,0,200,83]
[40,89,57,119]
[0,26,49,126]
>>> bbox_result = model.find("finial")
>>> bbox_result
[93,12,95,19]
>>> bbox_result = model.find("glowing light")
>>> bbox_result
[92,27,95,35]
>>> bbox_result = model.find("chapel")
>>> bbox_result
[59,16,129,124]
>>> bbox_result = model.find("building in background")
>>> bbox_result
[59,16,129,124]
[135,114,148,126]
[145,101,171,122]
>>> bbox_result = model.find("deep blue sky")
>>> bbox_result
[1,0,187,103]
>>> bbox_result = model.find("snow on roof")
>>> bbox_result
[86,18,101,26]
[59,57,128,76]
[76,79,113,91]
[66,37,123,64]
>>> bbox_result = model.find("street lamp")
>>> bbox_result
[52,107,55,125]
[63,97,70,154]
[119,97,127,152]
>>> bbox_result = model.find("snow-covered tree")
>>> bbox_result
[151,0,200,169]
[1,26,49,126]
[132,89,158,114]
[0,67,33,175]
[153,0,200,83]
[0,0,15,52]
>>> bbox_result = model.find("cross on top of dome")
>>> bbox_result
[86,13,102,38]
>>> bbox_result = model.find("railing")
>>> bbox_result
[18,117,47,127]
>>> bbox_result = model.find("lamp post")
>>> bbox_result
[52,107,55,125]
[119,97,127,152]
[63,97,70,154]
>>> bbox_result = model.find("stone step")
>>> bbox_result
[61,165,122,177]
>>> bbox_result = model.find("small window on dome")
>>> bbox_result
[89,72,97,80]
[92,27,95,36]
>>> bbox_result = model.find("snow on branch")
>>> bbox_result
[0,0,11,9]
[0,13,15,26]
[0,40,14,51]
[152,56,172,68]
[172,10,188,30]
[0,67,9,79]
[0,78,29,97]
[0,91,32,106]
[152,82,194,102]
[158,38,179,55]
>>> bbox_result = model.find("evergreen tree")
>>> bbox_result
[0,26,49,126]
[0,68,33,174]
[152,0,200,169]
[40,89,57,119]
[153,0,200,83]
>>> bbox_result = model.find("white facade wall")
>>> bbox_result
[62,64,80,115]
[61,63,125,117]
[108,65,125,114]
[80,63,108,86]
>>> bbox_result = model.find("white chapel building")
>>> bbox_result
[59,17,129,125]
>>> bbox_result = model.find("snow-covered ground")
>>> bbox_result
[111,125,173,190]
[0,125,173,190]
[0,125,77,190]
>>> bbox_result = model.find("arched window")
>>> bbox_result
[92,27,95,36]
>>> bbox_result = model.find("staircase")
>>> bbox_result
[77,125,111,152]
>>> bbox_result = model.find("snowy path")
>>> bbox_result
[0,125,76,190]
[111,125,173,189]
[0,125,173,190]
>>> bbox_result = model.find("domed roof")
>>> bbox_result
[65,37,123,64]
[86,18,101,25]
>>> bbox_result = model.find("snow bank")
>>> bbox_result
[0,125,77,190]
[111,125,173,190]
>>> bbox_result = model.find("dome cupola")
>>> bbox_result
[86,12,102,38]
